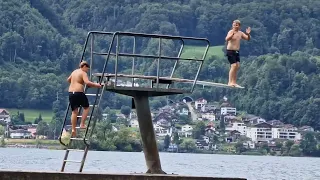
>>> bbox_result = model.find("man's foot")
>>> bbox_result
[71,130,76,137]
[80,124,87,129]
[234,84,243,88]
[228,83,236,87]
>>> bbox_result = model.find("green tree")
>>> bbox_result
[193,121,206,139]
[164,135,170,150]
[120,106,131,118]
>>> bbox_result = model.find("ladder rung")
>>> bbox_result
[86,94,101,96]
[70,137,88,141]
[77,116,92,118]
[64,160,82,163]
[67,149,85,152]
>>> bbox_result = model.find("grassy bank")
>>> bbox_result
[5,138,60,145]
[6,108,53,123]
[181,45,225,60]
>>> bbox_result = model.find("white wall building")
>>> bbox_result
[226,122,247,135]
[0,109,11,123]
[130,119,139,128]
[221,107,237,115]
[201,112,216,121]
[195,98,207,110]
[246,122,273,142]
[246,122,302,142]
[272,125,301,141]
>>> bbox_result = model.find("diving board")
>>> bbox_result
[93,73,244,89]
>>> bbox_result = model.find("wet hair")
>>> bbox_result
[79,61,90,68]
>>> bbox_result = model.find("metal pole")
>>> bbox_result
[90,34,94,80]
[115,34,119,87]
[132,37,136,87]
[156,38,161,89]
[133,95,165,174]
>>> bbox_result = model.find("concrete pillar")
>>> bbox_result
[133,95,165,174]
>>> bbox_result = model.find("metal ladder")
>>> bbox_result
[58,75,107,172]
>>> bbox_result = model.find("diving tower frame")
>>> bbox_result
[58,31,241,174]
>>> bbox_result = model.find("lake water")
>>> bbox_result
[0,148,319,180]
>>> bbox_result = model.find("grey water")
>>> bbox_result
[0,148,319,180]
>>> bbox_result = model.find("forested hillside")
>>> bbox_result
[1,0,320,129]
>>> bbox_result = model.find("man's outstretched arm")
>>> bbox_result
[242,32,251,41]
[82,72,101,88]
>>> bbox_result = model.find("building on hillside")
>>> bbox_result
[246,122,302,142]
[201,111,216,121]
[0,109,11,123]
[201,104,216,113]
[129,119,139,128]
[179,124,193,137]
[246,122,273,143]
[272,124,301,141]
[194,98,207,110]
[226,122,247,135]
[220,102,236,115]
[177,108,189,116]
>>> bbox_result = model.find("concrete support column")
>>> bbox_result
[133,95,165,174]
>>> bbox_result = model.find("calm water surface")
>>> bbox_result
[0,148,319,180]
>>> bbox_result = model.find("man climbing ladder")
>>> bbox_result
[67,61,101,137]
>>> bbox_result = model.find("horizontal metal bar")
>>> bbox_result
[92,52,203,61]
[88,31,210,43]
[70,137,88,141]
[85,94,101,96]
[63,160,82,163]
[67,149,85,152]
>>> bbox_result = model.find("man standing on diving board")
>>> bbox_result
[67,61,101,137]
[225,19,251,88]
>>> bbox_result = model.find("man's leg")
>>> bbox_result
[227,51,237,86]
[80,93,90,129]
[228,63,237,86]
[80,107,89,128]
[233,62,240,85]
[71,108,79,137]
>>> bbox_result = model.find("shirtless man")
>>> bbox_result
[67,61,101,137]
[225,20,251,87]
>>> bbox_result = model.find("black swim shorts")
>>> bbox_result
[226,50,240,64]
[68,92,89,111]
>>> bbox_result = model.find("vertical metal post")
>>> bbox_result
[79,146,89,172]
[169,40,184,78]
[167,40,184,89]
[133,95,165,174]
[156,38,161,89]
[90,34,94,80]
[115,34,119,87]
[132,37,136,87]
[191,43,210,92]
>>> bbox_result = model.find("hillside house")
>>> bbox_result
[194,98,207,110]
[0,109,11,123]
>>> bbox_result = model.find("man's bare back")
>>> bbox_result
[68,69,86,92]
[67,61,101,137]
